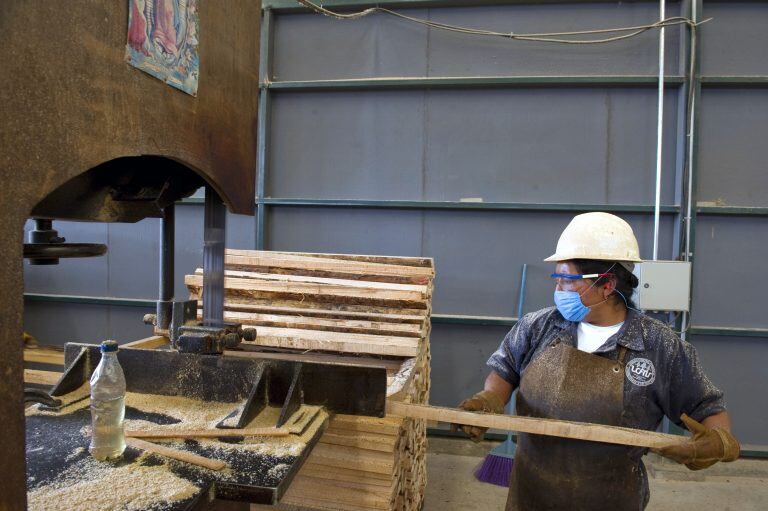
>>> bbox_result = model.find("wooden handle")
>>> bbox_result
[125,427,290,439]
[387,402,685,449]
[126,437,227,471]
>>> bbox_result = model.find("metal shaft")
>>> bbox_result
[653,0,666,261]
[155,205,176,331]
[159,205,175,303]
[203,186,226,326]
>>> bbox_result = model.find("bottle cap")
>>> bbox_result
[100,341,119,353]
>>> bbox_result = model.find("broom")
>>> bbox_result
[474,397,517,486]
[474,263,527,487]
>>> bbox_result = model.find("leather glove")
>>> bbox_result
[449,390,505,443]
[653,413,740,470]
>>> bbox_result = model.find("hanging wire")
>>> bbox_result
[295,0,704,338]
[294,0,710,45]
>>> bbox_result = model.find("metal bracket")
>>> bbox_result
[177,321,256,355]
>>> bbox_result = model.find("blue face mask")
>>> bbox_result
[553,290,591,322]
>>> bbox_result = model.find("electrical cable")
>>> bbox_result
[294,0,710,45]
[295,0,703,338]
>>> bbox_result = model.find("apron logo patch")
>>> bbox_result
[625,358,656,386]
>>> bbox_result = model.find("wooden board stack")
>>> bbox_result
[186,249,433,511]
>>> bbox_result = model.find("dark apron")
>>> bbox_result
[506,339,646,511]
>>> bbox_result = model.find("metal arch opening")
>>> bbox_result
[30,155,207,223]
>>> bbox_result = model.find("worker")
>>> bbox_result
[452,212,740,511]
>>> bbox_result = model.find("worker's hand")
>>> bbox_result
[450,390,505,443]
[653,414,740,470]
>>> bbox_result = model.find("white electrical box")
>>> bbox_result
[633,261,691,312]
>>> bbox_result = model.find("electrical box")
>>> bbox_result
[633,261,691,312]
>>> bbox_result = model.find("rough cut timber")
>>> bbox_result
[189,250,433,511]
[387,402,685,450]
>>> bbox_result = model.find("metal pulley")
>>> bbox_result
[24,219,107,265]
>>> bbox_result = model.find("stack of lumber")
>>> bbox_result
[186,250,433,511]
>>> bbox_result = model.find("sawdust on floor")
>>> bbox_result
[27,454,199,511]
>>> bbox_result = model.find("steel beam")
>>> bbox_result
[263,0,672,12]
[258,198,680,213]
[256,8,274,250]
[179,197,768,216]
[263,76,686,92]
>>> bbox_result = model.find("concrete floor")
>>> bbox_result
[423,437,768,511]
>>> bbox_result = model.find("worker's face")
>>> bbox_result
[554,261,612,307]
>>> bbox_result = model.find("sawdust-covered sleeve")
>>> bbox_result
[486,312,538,388]
[661,334,727,426]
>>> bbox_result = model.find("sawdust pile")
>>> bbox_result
[124,392,237,430]
[27,455,199,511]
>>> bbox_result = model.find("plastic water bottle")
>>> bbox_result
[89,340,126,460]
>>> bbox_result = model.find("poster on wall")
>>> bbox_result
[125,0,200,96]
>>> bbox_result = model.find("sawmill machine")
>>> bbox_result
[1,2,386,509]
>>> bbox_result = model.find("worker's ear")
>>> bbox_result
[603,276,617,297]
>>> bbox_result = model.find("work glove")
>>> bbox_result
[449,390,505,443]
[653,413,740,470]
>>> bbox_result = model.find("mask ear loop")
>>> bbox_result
[578,263,616,310]
[613,288,643,314]
[601,261,644,314]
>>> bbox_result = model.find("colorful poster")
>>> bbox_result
[126,0,199,96]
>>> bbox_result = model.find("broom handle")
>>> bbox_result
[500,264,528,451]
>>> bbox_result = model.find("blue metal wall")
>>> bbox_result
[23,1,768,447]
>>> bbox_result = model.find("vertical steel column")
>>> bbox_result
[256,7,274,250]
[671,0,691,262]
[156,204,175,330]
[652,0,666,260]
[680,0,702,341]
[203,186,226,326]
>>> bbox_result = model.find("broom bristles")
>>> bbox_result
[474,453,514,487]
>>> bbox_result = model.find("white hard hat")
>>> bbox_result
[544,212,642,264]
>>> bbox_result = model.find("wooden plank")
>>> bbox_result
[319,431,398,452]
[214,298,429,320]
[186,275,428,308]
[226,249,434,275]
[253,326,418,348]
[298,463,395,486]
[329,414,403,436]
[281,494,388,511]
[244,326,419,357]
[287,478,393,508]
[264,250,433,268]
[126,437,226,471]
[221,302,426,323]
[293,474,394,497]
[226,252,431,279]
[125,427,290,439]
[23,369,61,386]
[206,309,423,337]
[287,482,393,509]
[202,268,430,293]
[223,349,405,371]
[306,444,395,475]
[227,265,429,286]
[23,346,65,366]
[387,402,685,449]
[122,335,170,349]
